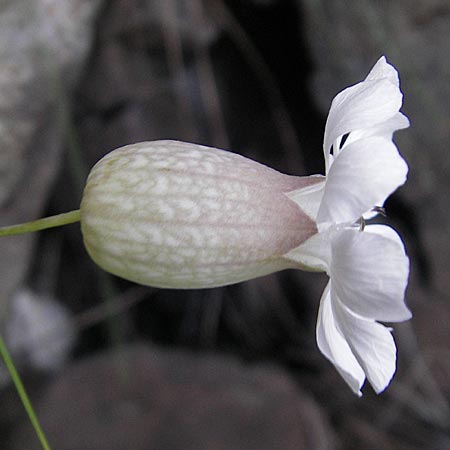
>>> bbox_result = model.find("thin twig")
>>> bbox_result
[0,334,51,450]
[187,0,230,149]
[160,0,199,141]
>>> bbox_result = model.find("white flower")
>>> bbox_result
[80,56,411,396]
[285,57,411,395]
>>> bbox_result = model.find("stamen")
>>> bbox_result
[358,216,366,231]
[372,206,387,217]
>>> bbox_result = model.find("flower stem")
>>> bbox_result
[0,333,51,450]
[0,210,80,237]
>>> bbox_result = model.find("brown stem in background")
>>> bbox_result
[207,0,305,171]
[160,0,199,142]
[187,0,230,149]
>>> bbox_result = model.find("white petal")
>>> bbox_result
[316,282,365,396]
[331,297,397,394]
[317,136,408,226]
[365,56,399,83]
[363,223,407,243]
[283,227,331,272]
[285,176,325,221]
[330,227,411,322]
[344,112,409,146]
[323,57,406,166]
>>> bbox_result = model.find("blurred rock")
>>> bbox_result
[10,344,335,450]
[0,0,103,318]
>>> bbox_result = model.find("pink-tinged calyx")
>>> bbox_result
[80,140,322,288]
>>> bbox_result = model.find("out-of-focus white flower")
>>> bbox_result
[80,56,411,395]
[5,288,76,373]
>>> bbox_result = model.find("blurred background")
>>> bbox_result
[0,0,449,449]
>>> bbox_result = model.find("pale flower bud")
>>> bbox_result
[80,140,321,289]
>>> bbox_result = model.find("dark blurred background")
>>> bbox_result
[0,1,449,449]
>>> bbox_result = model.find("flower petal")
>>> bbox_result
[331,296,397,394]
[323,57,406,167]
[285,176,325,221]
[283,227,331,272]
[365,56,400,83]
[330,226,411,322]
[316,282,365,396]
[362,223,407,243]
[344,112,409,146]
[317,136,408,226]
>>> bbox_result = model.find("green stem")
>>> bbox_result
[0,210,80,237]
[0,334,51,450]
